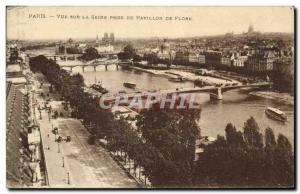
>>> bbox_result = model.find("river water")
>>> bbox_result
[62,64,294,145]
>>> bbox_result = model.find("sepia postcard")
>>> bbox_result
[6,6,295,189]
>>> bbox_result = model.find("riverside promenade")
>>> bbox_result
[33,74,139,188]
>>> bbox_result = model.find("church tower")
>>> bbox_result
[248,24,254,34]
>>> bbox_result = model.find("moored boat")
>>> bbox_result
[123,82,136,89]
[194,79,207,87]
[90,84,109,94]
[118,90,127,94]
[90,77,109,94]
[168,77,185,82]
[265,107,287,122]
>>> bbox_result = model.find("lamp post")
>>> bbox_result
[48,106,52,122]
[67,172,70,185]
[57,143,60,153]
[48,110,51,122]
[32,90,36,117]
[62,157,64,167]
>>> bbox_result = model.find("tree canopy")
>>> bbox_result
[81,47,100,61]
[118,44,137,60]
[136,107,200,187]
[193,117,294,187]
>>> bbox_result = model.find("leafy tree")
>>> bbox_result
[9,49,19,63]
[117,52,131,60]
[274,134,294,186]
[143,53,159,65]
[193,117,294,187]
[88,135,96,145]
[263,127,277,185]
[265,127,276,149]
[81,47,99,61]
[133,54,142,62]
[136,107,200,187]
[225,123,244,146]
[242,117,265,184]
[243,116,263,148]
[66,47,81,54]
[118,44,136,60]
[53,111,58,119]
[123,44,135,57]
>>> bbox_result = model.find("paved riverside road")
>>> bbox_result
[38,107,138,188]
[33,78,139,188]
[57,118,139,188]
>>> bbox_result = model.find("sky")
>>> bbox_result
[6,6,294,40]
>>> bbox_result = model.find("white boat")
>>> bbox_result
[123,82,136,89]
[168,77,186,82]
[265,107,287,122]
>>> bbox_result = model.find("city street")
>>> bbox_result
[58,118,139,188]
[35,80,138,188]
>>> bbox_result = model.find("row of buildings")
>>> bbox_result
[138,43,292,73]
[6,41,45,187]
[136,26,293,74]
[172,49,278,72]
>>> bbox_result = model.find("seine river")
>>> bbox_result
[64,65,294,144]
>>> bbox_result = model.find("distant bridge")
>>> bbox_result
[102,82,271,103]
[27,53,132,71]
[59,60,133,71]
[171,82,271,100]
[28,54,82,61]
[28,52,120,62]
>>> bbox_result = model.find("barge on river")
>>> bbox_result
[265,107,287,122]
[123,82,136,89]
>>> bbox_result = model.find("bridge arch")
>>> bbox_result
[209,88,223,100]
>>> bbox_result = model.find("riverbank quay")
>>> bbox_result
[55,58,240,86]
[129,65,239,86]
[30,73,139,188]
[250,91,294,106]
[213,70,251,82]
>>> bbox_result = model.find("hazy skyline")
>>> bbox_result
[7,6,294,40]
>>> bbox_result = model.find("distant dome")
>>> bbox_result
[248,24,254,33]
[68,38,74,43]
[162,42,170,49]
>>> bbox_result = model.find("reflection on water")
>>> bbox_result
[67,65,195,93]
[25,47,57,56]
[199,92,294,144]
[66,65,294,145]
